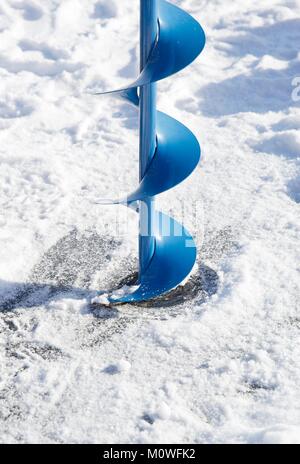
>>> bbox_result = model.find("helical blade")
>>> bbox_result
[110,212,197,304]
[97,111,200,205]
[94,0,205,304]
[126,111,200,203]
[94,0,205,95]
[133,0,205,86]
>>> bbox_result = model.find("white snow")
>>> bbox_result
[0,0,300,444]
[91,293,111,306]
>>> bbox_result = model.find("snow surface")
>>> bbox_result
[0,0,300,444]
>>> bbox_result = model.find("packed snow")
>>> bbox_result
[0,0,300,444]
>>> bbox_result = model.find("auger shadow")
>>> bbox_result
[0,229,122,312]
[0,229,224,313]
[0,281,88,312]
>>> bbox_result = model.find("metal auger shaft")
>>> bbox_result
[139,0,157,276]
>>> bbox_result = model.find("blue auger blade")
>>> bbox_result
[93,0,205,96]
[126,112,200,202]
[109,212,197,304]
[98,112,200,205]
[96,111,200,206]
[133,0,205,86]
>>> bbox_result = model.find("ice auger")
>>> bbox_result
[97,0,205,303]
